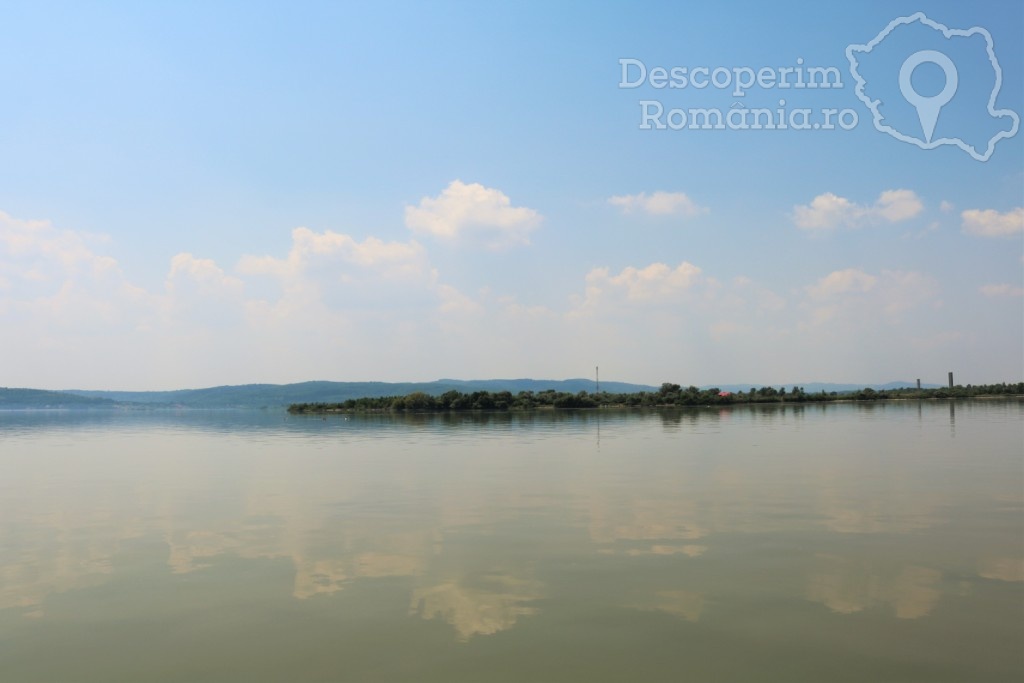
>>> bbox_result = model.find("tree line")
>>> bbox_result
[286,382,1024,414]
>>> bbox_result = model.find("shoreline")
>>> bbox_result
[288,393,1024,415]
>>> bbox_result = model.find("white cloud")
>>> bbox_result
[0,201,1015,390]
[961,207,1024,237]
[607,191,707,217]
[0,210,122,286]
[793,193,858,230]
[793,190,923,231]
[608,262,702,299]
[236,226,484,349]
[0,210,149,328]
[236,227,438,330]
[404,180,541,249]
[939,200,955,213]
[807,269,878,299]
[238,227,427,281]
[0,211,162,387]
[166,253,243,296]
[874,190,924,222]
[580,261,702,308]
[163,253,246,329]
[0,209,498,387]
[980,283,1024,297]
[437,284,482,315]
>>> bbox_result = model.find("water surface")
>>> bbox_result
[1,401,1021,682]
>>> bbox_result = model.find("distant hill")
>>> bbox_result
[24,378,944,410]
[436,378,656,395]
[62,379,659,408]
[0,387,119,409]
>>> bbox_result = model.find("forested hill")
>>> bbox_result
[0,388,118,409]
[60,379,658,408]
[4,378,958,410]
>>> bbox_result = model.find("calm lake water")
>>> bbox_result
[1,400,1021,682]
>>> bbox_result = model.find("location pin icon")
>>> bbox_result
[899,50,958,144]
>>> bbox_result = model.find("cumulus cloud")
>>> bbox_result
[0,210,149,328]
[437,284,482,315]
[163,253,246,329]
[0,210,122,288]
[239,227,427,281]
[586,262,702,302]
[980,283,1024,297]
[793,193,857,230]
[793,190,923,231]
[0,199,1012,390]
[404,180,541,249]
[961,207,1024,237]
[607,191,707,217]
[0,211,165,387]
[0,208,498,387]
[166,253,243,296]
[874,190,924,222]
[807,268,878,299]
[569,262,705,321]
[236,227,439,323]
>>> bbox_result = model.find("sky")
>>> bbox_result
[0,0,1021,390]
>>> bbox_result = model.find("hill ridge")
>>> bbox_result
[46,378,940,408]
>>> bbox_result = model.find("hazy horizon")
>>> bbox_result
[1,2,1021,391]
[13,375,970,395]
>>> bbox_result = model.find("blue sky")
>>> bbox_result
[1,0,1021,389]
